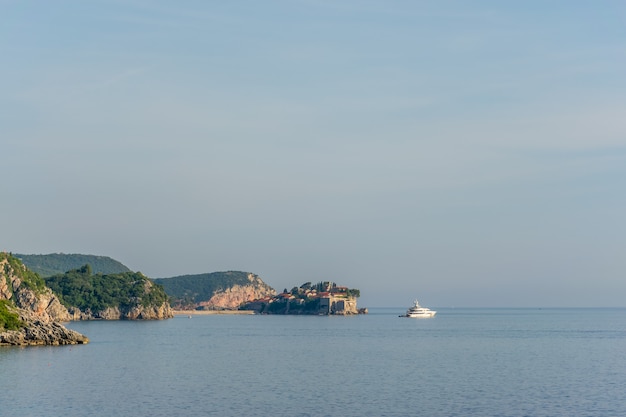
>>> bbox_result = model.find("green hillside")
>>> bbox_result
[15,253,131,277]
[1,252,47,294]
[154,271,268,307]
[45,265,168,314]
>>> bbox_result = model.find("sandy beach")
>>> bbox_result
[172,310,255,316]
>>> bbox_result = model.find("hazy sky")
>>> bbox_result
[3,1,626,307]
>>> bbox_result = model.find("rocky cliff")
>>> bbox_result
[197,281,274,310]
[155,271,276,310]
[1,253,88,346]
[1,254,71,322]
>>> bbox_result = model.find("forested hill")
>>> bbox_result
[44,264,172,320]
[153,271,275,309]
[15,253,131,277]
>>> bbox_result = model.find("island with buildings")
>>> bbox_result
[241,281,367,315]
[2,251,368,347]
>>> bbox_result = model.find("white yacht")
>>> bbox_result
[400,300,436,318]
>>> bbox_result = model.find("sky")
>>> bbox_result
[2,1,626,307]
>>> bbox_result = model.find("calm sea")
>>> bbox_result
[2,308,625,417]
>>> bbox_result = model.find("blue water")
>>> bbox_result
[2,308,626,417]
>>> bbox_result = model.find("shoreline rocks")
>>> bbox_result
[0,306,89,347]
[67,303,173,320]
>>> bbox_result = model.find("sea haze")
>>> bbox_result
[3,308,626,417]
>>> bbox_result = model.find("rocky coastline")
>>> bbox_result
[155,272,276,311]
[2,252,367,347]
[67,303,173,320]
[1,253,89,346]
[0,305,89,346]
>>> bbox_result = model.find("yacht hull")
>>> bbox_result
[400,299,436,318]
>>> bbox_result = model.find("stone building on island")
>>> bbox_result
[241,281,366,315]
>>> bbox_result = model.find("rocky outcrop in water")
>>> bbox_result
[241,281,365,315]
[1,253,88,346]
[0,305,88,346]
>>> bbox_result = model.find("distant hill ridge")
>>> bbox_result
[15,253,131,277]
[15,253,276,311]
[154,271,276,310]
